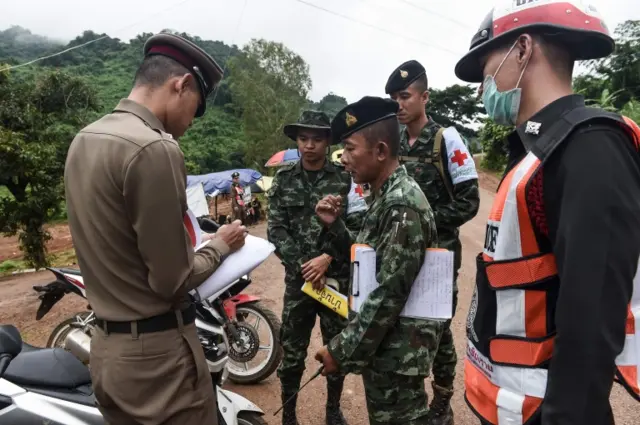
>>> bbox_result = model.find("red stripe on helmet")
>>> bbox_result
[493,2,608,38]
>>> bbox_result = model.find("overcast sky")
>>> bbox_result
[3,0,639,102]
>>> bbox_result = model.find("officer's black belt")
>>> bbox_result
[95,304,196,334]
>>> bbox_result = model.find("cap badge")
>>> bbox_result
[345,112,357,127]
[399,69,408,78]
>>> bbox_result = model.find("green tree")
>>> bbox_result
[429,84,483,138]
[226,39,311,171]
[310,92,348,118]
[0,69,99,268]
[478,119,512,172]
[622,100,640,123]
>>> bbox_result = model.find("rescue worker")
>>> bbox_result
[267,110,366,425]
[385,60,480,425]
[64,32,247,425]
[231,171,246,224]
[314,96,444,425]
[456,2,640,424]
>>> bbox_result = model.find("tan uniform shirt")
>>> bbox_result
[64,99,229,321]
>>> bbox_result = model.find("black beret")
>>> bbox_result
[144,32,224,117]
[331,96,399,145]
[384,60,426,94]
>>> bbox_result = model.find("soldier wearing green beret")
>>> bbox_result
[267,110,366,425]
[385,60,481,425]
[314,96,444,425]
[64,31,248,424]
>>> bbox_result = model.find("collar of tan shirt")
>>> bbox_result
[113,98,166,133]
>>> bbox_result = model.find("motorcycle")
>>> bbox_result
[0,321,266,425]
[33,217,282,385]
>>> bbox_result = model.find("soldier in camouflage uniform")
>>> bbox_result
[267,110,366,425]
[385,60,480,425]
[315,96,444,425]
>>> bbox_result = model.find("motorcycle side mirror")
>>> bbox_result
[0,325,22,358]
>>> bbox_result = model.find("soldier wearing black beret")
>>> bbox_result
[386,60,480,425]
[315,96,443,425]
[65,31,248,424]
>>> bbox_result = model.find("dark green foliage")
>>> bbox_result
[429,84,483,138]
[478,119,511,172]
[0,69,100,268]
[308,93,348,118]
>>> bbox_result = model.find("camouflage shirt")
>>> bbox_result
[320,166,443,376]
[399,118,480,270]
[267,160,365,284]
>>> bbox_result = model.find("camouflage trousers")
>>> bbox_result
[362,368,430,425]
[431,277,459,388]
[278,278,349,396]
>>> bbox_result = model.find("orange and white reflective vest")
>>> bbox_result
[465,108,640,424]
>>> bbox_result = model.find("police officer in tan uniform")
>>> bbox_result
[64,32,246,425]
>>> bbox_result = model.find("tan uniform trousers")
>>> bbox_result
[90,321,216,425]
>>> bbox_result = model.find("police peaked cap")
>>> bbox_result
[384,60,426,94]
[331,96,399,145]
[143,32,224,117]
[455,0,614,83]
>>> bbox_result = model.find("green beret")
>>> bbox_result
[330,96,399,145]
[283,110,331,141]
[144,32,224,118]
[384,60,426,94]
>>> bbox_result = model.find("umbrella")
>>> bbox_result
[265,149,300,167]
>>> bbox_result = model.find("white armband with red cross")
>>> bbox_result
[346,179,368,215]
[443,126,477,185]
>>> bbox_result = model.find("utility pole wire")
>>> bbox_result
[292,0,464,56]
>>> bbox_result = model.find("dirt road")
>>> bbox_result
[0,181,637,424]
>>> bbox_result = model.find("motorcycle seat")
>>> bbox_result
[58,268,82,276]
[20,342,41,353]
[4,347,91,389]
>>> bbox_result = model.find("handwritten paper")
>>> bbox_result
[193,235,275,301]
[350,245,453,320]
[183,208,275,301]
[401,249,454,320]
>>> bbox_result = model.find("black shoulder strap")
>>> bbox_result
[532,106,624,162]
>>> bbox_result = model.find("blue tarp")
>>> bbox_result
[187,169,262,195]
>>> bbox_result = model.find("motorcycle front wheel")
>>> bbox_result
[226,302,283,384]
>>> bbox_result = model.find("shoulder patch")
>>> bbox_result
[443,127,478,185]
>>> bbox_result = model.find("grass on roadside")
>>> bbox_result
[0,248,78,277]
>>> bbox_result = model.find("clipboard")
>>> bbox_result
[349,244,454,320]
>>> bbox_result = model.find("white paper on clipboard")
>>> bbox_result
[350,245,454,320]
[192,235,275,300]
[183,208,275,301]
